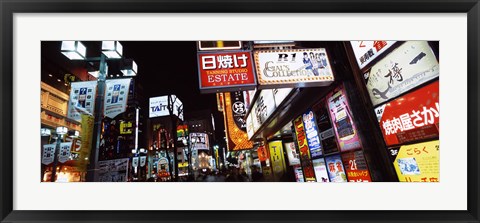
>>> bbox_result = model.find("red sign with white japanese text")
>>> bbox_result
[375,81,439,146]
[198,51,257,93]
[293,116,316,182]
[340,150,372,182]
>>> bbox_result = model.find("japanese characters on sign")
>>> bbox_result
[350,41,397,70]
[284,142,301,166]
[324,154,348,182]
[224,92,253,151]
[326,85,362,152]
[393,140,439,182]
[67,81,97,122]
[104,78,131,119]
[97,158,129,182]
[364,41,439,106]
[197,51,257,92]
[42,144,56,165]
[341,150,372,182]
[253,90,276,126]
[273,88,293,107]
[254,48,334,88]
[268,141,287,181]
[302,109,323,158]
[189,132,210,151]
[312,158,330,182]
[293,116,316,182]
[58,142,72,163]
[375,81,439,146]
[293,165,305,182]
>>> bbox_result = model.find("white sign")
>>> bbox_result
[254,48,334,88]
[284,142,300,166]
[190,133,210,150]
[171,95,184,121]
[98,158,129,182]
[365,41,439,106]
[104,78,131,119]
[58,142,72,163]
[140,156,146,167]
[132,157,139,167]
[246,114,254,139]
[42,144,56,165]
[67,81,97,122]
[149,96,169,118]
[253,90,276,126]
[350,41,397,69]
[273,88,293,107]
[312,158,330,182]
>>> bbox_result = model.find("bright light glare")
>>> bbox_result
[102,41,123,59]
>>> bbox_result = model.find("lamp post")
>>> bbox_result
[61,41,138,182]
[50,126,68,182]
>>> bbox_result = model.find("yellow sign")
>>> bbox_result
[77,114,94,172]
[178,162,188,168]
[268,140,287,180]
[120,121,133,134]
[393,140,439,182]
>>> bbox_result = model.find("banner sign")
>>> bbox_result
[284,142,301,166]
[58,142,72,163]
[268,141,287,180]
[302,109,323,158]
[324,154,348,182]
[350,41,397,69]
[197,51,257,92]
[104,78,131,118]
[326,85,362,152]
[312,158,330,182]
[223,92,253,151]
[132,157,139,168]
[393,140,439,182]
[98,158,129,182]
[76,114,94,171]
[364,41,439,106]
[67,81,97,122]
[293,116,316,182]
[341,150,372,182]
[42,144,56,165]
[254,48,334,88]
[140,156,146,167]
[375,81,439,146]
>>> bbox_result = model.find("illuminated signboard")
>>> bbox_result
[293,165,305,182]
[268,141,287,180]
[341,150,372,182]
[302,109,323,158]
[198,41,242,51]
[224,92,253,151]
[324,154,348,182]
[293,116,316,182]
[364,41,439,106]
[312,158,330,182]
[197,51,257,93]
[189,132,210,150]
[375,81,439,146]
[326,85,362,152]
[393,140,439,182]
[254,48,334,89]
[350,41,396,69]
[284,142,301,166]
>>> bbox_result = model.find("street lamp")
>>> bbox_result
[61,41,86,60]
[50,126,68,182]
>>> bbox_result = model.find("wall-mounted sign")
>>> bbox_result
[254,48,334,89]
[149,96,169,118]
[302,109,323,159]
[190,132,210,150]
[268,141,287,180]
[326,85,362,152]
[324,154,348,182]
[246,114,255,140]
[198,41,242,51]
[284,142,301,166]
[293,116,316,182]
[120,121,133,134]
[312,158,330,182]
[224,92,253,151]
[67,81,97,122]
[312,100,339,155]
[273,88,293,107]
[375,81,439,146]
[365,41,439,106]
[198,51,257,93]
[293,165,305,182]
[104,78,131,119]
[350,41,397,69]
[253,90,276,126]
[42,144,56,165]
[341,150,372,182]
[393,140,439,182]
[98,158,129,182]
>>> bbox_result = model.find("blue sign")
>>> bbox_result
[302,109,323,158]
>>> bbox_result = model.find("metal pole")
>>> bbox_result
[86,54,107,182]
[50,134,62,182]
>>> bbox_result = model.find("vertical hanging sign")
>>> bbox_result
[268,141,287,180]
[104,78,131,119]
[67,81,97,122]
[293,116,316,182]
[302,109,323,158]
[42,144,56,165]
[58,142,72,163]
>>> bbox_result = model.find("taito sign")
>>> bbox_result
[197,51,257,93]
[375,81,439,146]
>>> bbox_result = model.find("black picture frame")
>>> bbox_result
[1,0,479,222]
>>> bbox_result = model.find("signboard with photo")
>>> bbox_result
[326,85,362,152]
[284,142,301,166]
[393,140,439,182]
[350,41,397,69]
[41,144,56,165]
[104,78,131,119]
[67,81,97,122]
[293,116,316,182]
[324,154,348,183]
[341,150,372,182]
[293,165,305,182]
[375,81,439,146]
[97,158,129,182]
[364,41,439,106]
[254,48,334,88]
[197,51,257,93]
[302,109,323,159]
[312,158,330,182]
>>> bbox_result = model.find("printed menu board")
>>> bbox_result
[312,158,330,182]
[324,154,348,182]
[393,140,439,182]
[341,150,372,182]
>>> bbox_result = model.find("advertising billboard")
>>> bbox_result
[97,158,129,182]
[268,141,287,180]
[374,81,439,146]
[149,96,169,118]
[326,85,362,152]
[293,116,316,182]
[364,41,439,106]
[254,48,334,88]
[104,78,131,119]
[197,51,257,93]
[224,92,253,151]
[284,142,301,166]
[324,154,348,183]
[393,140,439,182]
[341,150,372,182]
[67,81,97,122]
[312,158,330,182]
[350,41,397,69]
[302,109,323,159]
